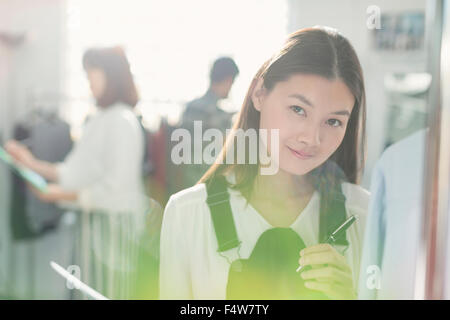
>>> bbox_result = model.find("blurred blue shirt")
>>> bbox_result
[358,129,426,299]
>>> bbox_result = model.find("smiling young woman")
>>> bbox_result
[160,27,369,300]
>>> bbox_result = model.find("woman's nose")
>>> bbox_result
[296,123,321,147]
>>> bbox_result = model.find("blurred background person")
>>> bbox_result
[178,57,239,190]
[5,46,147,299]
[181,56,239,132]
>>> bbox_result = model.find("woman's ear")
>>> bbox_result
[251,78,266,112]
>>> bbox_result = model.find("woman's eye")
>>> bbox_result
[290,105,306,116]
[327,119,343,127]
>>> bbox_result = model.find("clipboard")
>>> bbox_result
[0,146,48,193]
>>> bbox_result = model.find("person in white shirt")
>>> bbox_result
[160,27,370,300]
[6,47,146,299]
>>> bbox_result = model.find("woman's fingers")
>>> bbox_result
[5,140,33,165]
[298,245,355,299]
[5,140,20,157]
[299,251,350,272]
[300,265,353,286]
[299,243,333,257]
[28,183,77,202]
[28,183,51,202]
[304,281,356,300]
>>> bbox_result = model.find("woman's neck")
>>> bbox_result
[247,169,316,227]
[252,169,314,202]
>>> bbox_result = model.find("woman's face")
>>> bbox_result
[86,67,106,100]
[252,73,355,176]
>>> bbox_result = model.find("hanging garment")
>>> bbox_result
[358,130,426,299]
[10,111,73,240]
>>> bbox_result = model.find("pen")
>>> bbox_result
[296,214,358,272]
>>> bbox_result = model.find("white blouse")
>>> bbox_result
[57,103,146,214]
[160,174,370,300]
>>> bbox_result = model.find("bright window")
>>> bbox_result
[63,0,288,132]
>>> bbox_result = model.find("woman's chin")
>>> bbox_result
[278,163,315,177]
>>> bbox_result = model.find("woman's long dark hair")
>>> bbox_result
[200,27,366,200]
[83,46,139,108]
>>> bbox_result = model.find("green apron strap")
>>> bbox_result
[319,182,349,246]
[206,175,241,252]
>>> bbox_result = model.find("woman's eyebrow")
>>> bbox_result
[289,94,313,107]
[289,93,351,116]
[331,110,351,116]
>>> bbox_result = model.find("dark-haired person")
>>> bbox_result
[6,47,146,299]
[160,27,369,300]
[178,57,239,189]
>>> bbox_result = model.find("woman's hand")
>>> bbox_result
[298,243,356,300]
[5,140,36,169]
[29,183,77,203]
[5,140,60,182]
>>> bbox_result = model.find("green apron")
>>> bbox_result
[205,174,349,300]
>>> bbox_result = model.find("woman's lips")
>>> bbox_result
[287,147,314,160]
